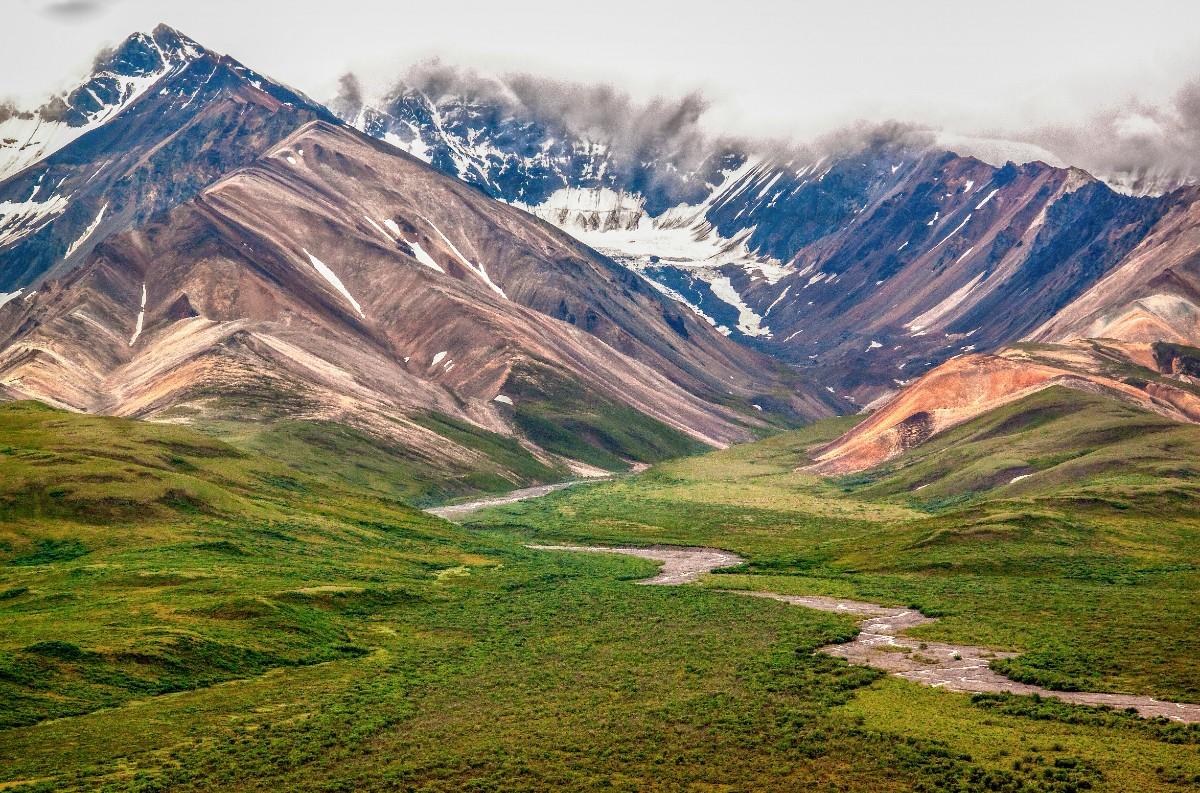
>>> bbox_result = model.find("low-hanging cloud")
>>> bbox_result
[1022,79,1200,193]
[342,60,935,182]
[503,74,712,166]
[39,0,111,19]
[338,58,1200,196]
[810,120,936,160]
[329,72,365,121]
[377,60,726,176]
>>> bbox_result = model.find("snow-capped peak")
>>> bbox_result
[0,25,207,182]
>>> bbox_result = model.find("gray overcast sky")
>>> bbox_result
[4,0,1200,143]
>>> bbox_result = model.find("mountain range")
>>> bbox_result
[336,68,1200,473]
[0,26,838,501]
[2,24,1200,497]
[6,19,1200,790]
[340,76,1198,399]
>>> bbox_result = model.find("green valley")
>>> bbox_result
[1,391,1198,791]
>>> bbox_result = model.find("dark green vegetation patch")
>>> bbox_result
[506,361,712,471]
[1,395,1198,790]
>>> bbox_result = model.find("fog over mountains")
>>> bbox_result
[329,59,1199,407]
[332,60,1200,197]
[2,22,1200,486]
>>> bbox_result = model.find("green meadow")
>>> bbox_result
[2,392,1199,791]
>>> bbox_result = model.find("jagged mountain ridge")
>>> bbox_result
[342,79,737,217]
[340,83,1179,402]
[0,26,203,182]
[0,24,338,294]
[0,30,839,490]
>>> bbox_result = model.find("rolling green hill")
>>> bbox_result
[2,396,1198,791]
[836,385,1200,509]
[0,400,485,728]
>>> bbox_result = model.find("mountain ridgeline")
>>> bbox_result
[0,27,840,502]
[340,77,1193,405]
[0,25,339,291]
[2,25,1200,494]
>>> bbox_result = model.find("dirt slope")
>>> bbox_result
[0,122,834,477]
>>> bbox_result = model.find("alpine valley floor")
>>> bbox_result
[2,393,1200,792]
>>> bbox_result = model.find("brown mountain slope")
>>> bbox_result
[807,348,1200,475]
[744,158,1159,399]
[0,121,833,483]
[809,187,1200,475]
[1029,186,1200,345]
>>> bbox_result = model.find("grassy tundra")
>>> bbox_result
[1,394,1198,791]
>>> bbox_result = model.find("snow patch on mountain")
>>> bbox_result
[363,215,392,244]
[0,188,71,248]
[129,282,147,346]
[928,213,972,254]
[303,249,365,318]
[526,187,646,232]
[640,276,728,334]
[405,238,446,273]
[418,214,505,297]
[905,271,987,334]
[975,189,999,209]
[764,285,792,316]
[65,203,108,258]
[370,216,445,273]
[709,276,771,338]
[523,159,792,307]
